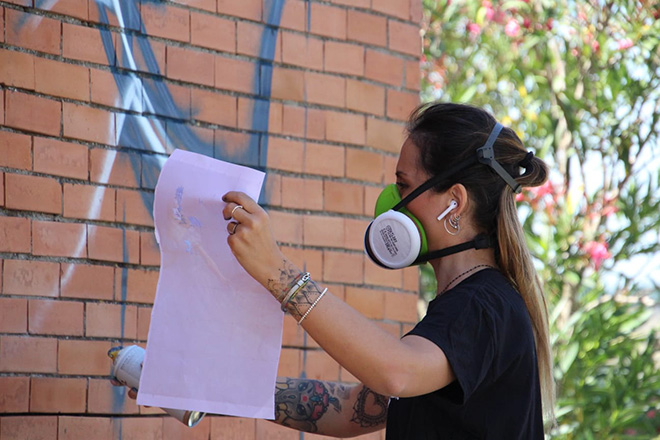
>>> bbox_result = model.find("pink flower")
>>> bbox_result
[467,22,482,36]
[618,38,634,50]
[591,40,600,52]
[483,0,495,20]
[529,180,554,198]
[515,192,525,202]
[583,241,611,270]
[505,18,520,37]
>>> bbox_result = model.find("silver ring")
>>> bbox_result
[230,205,244,219]
[229,222,239,235]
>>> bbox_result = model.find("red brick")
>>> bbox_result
[384,290,419,323]
[33,137,87,180]
[0,48,35,89]
[62,23,115,65]
[60,263,114,300]
[403,265,419,292]
[347,10,387,47]
[346,148,384,183]
[34,57,89,103]
[345,287,385,319]
[3,259,60,297]
[63,184,116,222]
[269,211,303,244]
[0,297,27,333]
[373,0,410,20]
[281,31,324,70]
[116,267,159,304]
[237,21,276,59]
[90,149,141,187]
[365,260,403,289]
[88,225,140,264]
[218,0,262,20]
[278,0,307,32]
[305,108,326,140]
[171,0,215,11]
[140,231,161,266]
[32,220,86,258]
[6,9,61,55]
[120,417,163,440]
[346,79,386,116]
[266,137,304,172]
[326,111,365,146]
[163,416,211,440]
[387,89,420,121]
[86,302,138,339]
[28,298,83,336]
[324,181,364,215]
[0,216,30,253]
[304,349,340,381]
[271,67,305,101]
[90,69,134,110]
[324,41,364,76]
[344,217,369,251]
[63,102,115,145]
[310,3,347,39]
[87,378,139,414]
[323,250,363,284]
[304,142,344,177]
[304,215,344,248]
[0,336,58,373]
[191,11,235,53]
[0,6,4,43]
[0,172,4,206]
[0,416,58,440]
[115,189,154,227]
[365,49,404,87]
[410,0,423,23]
[277,347,302,377]
[367,117,405,153]
[263,172,282,207]
[30,377,87,413]
[255,419,298,440]
[191,88,237,127]
[215,56,257,94]
[304,72,345,108]
[405,59,421,91]
[388,19,421,56]
[0,376,29,412]
[5,173,61,214]
[0,89,4,124]
[137,306,152,340]
[40,0,88,20]
[58,339,112,376]
[141,2,189,43]
[281,176,323,211]
[58,417,113,440]
[166,45,214,86]
[5,90,61,136]
[116,36,167,75]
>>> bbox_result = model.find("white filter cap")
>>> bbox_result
[367,210,421,269]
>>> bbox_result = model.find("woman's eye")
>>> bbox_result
[396,182,408,190]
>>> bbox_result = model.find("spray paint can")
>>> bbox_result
[108,345,205,428]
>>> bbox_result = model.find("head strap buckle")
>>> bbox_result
[476,123,522,194]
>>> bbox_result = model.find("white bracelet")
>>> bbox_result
[281,272,310,312]
[297,288,328,325]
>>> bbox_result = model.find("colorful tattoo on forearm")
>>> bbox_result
[350,386,389,428]
[274,378,348,433]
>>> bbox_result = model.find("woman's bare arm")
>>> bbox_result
[273,377,388,438]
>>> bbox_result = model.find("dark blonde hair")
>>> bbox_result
[407,102,555,420]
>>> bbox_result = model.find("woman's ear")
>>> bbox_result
[448,184,469,216]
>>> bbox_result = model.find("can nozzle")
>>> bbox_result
[108,346,123,361]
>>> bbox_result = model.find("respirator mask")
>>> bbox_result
[364,123,522,269]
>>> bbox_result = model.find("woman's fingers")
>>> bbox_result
[223,191,262,214]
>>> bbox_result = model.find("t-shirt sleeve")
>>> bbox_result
[405,291,496,404]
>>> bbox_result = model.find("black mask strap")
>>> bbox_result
[413,234,495,265]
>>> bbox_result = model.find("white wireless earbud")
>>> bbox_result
[437,200,458,221]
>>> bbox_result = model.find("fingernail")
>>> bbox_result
[222,195,227,201]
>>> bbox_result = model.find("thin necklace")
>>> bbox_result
[440,264,494,294]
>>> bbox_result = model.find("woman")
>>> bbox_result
[122,102,554,438]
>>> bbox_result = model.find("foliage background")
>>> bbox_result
[419,1,660,438]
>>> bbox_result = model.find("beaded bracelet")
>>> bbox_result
[281,272,310,312]
[297,288,328,325]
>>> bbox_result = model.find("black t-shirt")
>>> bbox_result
[385,268,544,440]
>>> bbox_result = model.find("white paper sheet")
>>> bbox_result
[138,149,283,419]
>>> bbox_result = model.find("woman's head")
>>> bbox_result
[406,102,548,237]
[404,101,555,421]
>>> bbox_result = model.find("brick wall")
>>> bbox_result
[0,0,422,438]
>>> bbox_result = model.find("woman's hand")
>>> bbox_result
[222,191,289,291]
[110,378,138,400]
